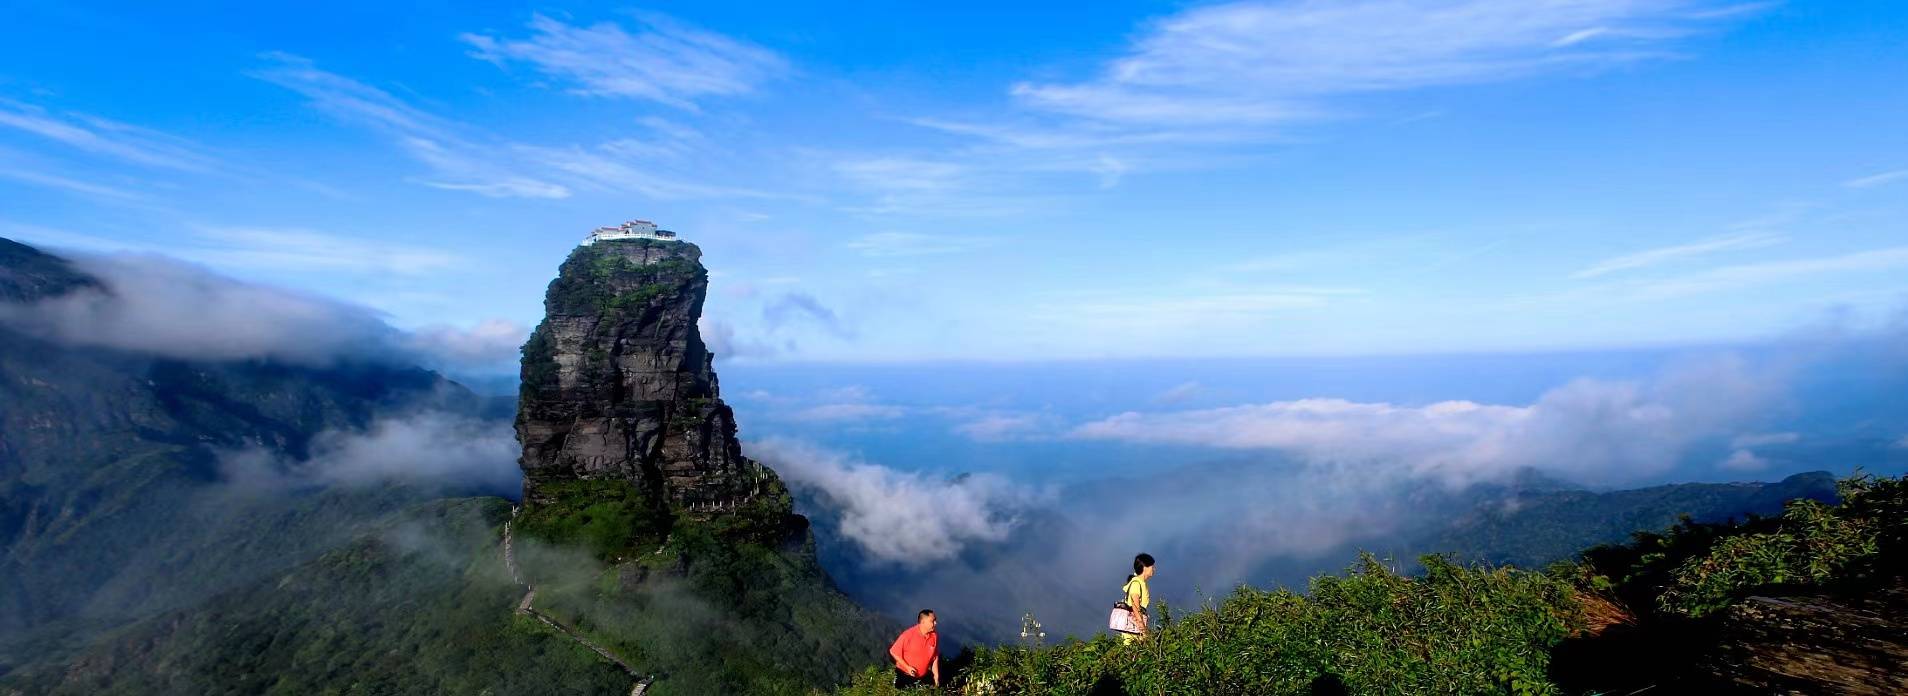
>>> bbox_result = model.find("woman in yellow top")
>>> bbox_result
[1121,553,1156,644]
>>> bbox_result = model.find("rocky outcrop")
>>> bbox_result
[1700,586,1908,694]
[514,238,774,513]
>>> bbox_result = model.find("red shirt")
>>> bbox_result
[890,626,939,670]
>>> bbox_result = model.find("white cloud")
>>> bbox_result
[0,252,396,365]
[1730,431,1798,448]
[1153,381,1203,405]
[1071,354,1779,485]
[952,413,1048,442]
[817,385,875,402]
[1628,246,1908,300]
[220,412,519,493]
[836,157,969,193]
[752,438,1041,565]
[396,137,571,199]
[856,0,1757,208]
[1552,26,1613,47]
[515,139,790,200]
[0,165,143,201]
[181,227,463,275]
[828,152,1082,217]
[1843,169,1908,189]
[253,54,572,200]
[699,317,779,360]
[1010,0,1751,134]
[404,319,528,371]
[0,99,221,172]
[254,53,782,201]
[1520,244,1908,310]
[788,403,907,423]
[462,13,787,110]
[0,246,522,370]
[1572,232,1785,279]
[1719,448,1768,471]
[844,232,994,257]
[1034,290,1341,334]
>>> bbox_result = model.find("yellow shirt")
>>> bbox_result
[1123,576,1150,609]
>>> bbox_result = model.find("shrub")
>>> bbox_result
[837,555,1582,696]
[1658,499,1876,616]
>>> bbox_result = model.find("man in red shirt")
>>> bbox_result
[889,609,940,688]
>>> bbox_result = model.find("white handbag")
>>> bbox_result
[1108,601,1140,634]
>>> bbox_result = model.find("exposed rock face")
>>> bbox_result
[1701,586,1908,694]
[515,238,774,512]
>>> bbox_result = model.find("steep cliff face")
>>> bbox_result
[507,236,890,695]
[515,238,774,513]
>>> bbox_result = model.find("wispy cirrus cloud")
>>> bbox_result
[253,53,572,199]
[0,98,223,172]
[844,232,994,258]
[0,148,148,201]
[1011,0,1760,135]
[829,153,1071,217]
[1153,381,1203,405]
[1624,246,1908,300]
[180,227,463,275]
[253,52,780,201]
[462,13,787,110]
[1572,231,1786,279]
[4,221,464,277]
[514,138,794,200]
[1035,288,1353,332]
[1843,169,1908,189]
[844,2,1761,218]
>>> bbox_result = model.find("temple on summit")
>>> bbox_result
[585,219,679,244]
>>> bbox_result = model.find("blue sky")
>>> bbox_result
[3,0,1907,365]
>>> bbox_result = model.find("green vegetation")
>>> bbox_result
[607,282,672,310]
[839,555,1581,696]
[515,479,675,561]
[1421,472,1836,570]
[1584,471,1906,618]
[520,327,559,391]
[835,473,1908,695]
[516,480,891,696]
[0,499,634,695]
[544,244,702,315]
